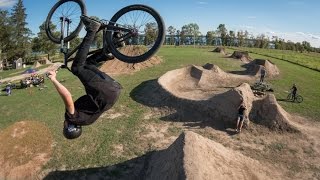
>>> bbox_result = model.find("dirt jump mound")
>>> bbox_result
[245,59,280,77]
[230,51,252,63]
[144,131,282,180]
[211,47,226,55]
[99,56,162,75]
[158,64,250,100]
[152,64,297,131]
[0,121,53,180]
[250,94,297,132]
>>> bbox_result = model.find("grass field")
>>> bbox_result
[0,46,319,173]
[230,47,320,71]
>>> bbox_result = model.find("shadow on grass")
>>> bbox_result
[130,79,237,135]
[44,151,154,180]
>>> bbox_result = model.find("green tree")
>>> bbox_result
[167,26,176,45]
[144,22,157,45]
[182,23,200,45]
[237,30,246,47]
[32,22,58,57]
[9,0,32,60]
[302,41,312,52]
[229,30,235,46]
[206,31,216,46]
[216,24,227,46]
[0,10,12,60]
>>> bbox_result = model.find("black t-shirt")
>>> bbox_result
[292,86,297,93]
[238,105,246,115]
[65,95,103,125]
[65,79,121,126]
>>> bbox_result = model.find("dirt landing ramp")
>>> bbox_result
[158,64,252,100]
[155,64,298,131]
[99,55,162,75]
[245,59,280,77]
[230,51,252,63]
[211,47,226,55]
[145,131,284,180]
[251,94,297,132]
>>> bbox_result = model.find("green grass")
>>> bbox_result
[0,46,319,171]
[226,47,320,119]
[230,47,320,71]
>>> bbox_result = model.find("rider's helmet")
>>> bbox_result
[63,121,82,139]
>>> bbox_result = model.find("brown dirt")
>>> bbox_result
[212,47,226,55]
[230,51,252,63]
[0,121,53,180]
[245,59,280,77]
[145,131,284,180]
[99,55,162,75]
[157,63,296,132]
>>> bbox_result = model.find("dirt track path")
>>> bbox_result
[290,116,320,154]
[0,63,62,83]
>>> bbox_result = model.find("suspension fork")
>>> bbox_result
[59,17,71,69]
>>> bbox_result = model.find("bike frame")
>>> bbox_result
[58,18,131,70]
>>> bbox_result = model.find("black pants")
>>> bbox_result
[71,29,121,106]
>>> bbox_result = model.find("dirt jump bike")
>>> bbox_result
[44,0,165,70]
[287,92,303,103]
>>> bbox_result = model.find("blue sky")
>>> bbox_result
[1,0,320,47]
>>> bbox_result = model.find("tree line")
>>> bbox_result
[0,0,319,64]
[166,23,319,53]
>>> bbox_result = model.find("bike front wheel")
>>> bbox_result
[45,0,87,43]
[107,4,165,63]
[295,95,303,103]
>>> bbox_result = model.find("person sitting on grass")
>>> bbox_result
[236,99,246,133]
[47,16,122,139]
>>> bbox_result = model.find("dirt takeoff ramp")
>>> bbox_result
[144,131,283,180]
[211,47,226,55]
[99,55,162,75]
[245,59,280,77]
[156,63,297,131]
[158,64,252,100]
[230,51,252,63]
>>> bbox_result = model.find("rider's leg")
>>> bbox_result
[86,51,114,66]
[71,16,101,83]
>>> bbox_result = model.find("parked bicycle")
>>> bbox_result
[287,92,303,103]
[45,0,165,70]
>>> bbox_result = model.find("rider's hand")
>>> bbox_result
[47,70,57,80]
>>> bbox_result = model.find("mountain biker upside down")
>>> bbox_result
[47,16,122,139]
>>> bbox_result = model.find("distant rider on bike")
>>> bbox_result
[290,84,297,100]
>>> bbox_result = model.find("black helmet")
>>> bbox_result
[63,121,82,139]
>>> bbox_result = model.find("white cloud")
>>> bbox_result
[247,16,257,19]
[239,25,255,30]
[0,0,16,8]
[271,31,320,47]
[237,26,320,47]
[197,1,208,5]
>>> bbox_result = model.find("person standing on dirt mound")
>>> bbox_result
[236,100,247,133]
[260,66,266,83]
[47,16,122,139]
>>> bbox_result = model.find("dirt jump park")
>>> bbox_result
[1,49,320,180]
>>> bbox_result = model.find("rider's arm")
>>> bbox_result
[48,70,75,114]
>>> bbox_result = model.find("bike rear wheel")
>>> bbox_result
[287,93,293,101]
[107,4,165,63]
[45,0,86,43]
[295,95,303,103]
